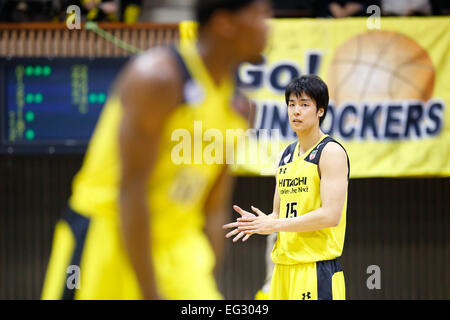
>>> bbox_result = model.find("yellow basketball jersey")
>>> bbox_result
[271,135,349,264]
[69,43,247,241]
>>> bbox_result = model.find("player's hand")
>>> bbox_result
[236,206,275,235]
[222,205,255,242]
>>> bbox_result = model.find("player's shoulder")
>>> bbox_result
[124,46,181,86]
[320,138,349,175]
[321,138,348,163]
[117,46,183,109]
[322,138,347,157]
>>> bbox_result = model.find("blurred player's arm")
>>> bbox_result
[203,166,234,278]
[236,143,348,234]
[117,50,181,300]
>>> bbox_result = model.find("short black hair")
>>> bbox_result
[195,0,259,26]
[285,75,329,125]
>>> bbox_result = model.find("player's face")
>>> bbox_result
[287,92,324,133]
[230,1,272,63]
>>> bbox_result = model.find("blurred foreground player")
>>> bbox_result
[225,76,349,300]
[41,0,271,300]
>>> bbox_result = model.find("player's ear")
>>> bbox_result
[317,106,325,118]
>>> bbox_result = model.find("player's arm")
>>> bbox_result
[203,165,234,278]
[117,50,181,300]
[236,143,348,234]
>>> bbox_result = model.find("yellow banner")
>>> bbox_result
[180,18,450,177]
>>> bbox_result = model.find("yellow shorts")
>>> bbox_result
[269,259,345,300]
[254,290,269,300]
[41,207,222,300]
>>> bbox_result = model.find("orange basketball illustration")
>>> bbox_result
[328,30,435,105]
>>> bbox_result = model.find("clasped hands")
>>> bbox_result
[223,205,276,242]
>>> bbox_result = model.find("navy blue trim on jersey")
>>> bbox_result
[316,258,342,300]
[304,136,350,180]
[169,46,192,83]
[169,46,193,104]
[330,139,350,180]
[278,141,298,167]
[304,136,334,165]
[277,137,350,180]
[61,207,90,300]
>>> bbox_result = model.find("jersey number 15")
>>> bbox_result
[285,202,298,218]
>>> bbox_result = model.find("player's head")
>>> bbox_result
[195,0,272,64]
[285,75,329,131]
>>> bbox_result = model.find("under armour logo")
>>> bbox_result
[279,167,287,174]
[301,292,311,300]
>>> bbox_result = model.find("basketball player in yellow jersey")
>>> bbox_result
[41,0,272,300]
[224,75,350,300]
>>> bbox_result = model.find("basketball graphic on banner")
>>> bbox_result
[327,30,435,105]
